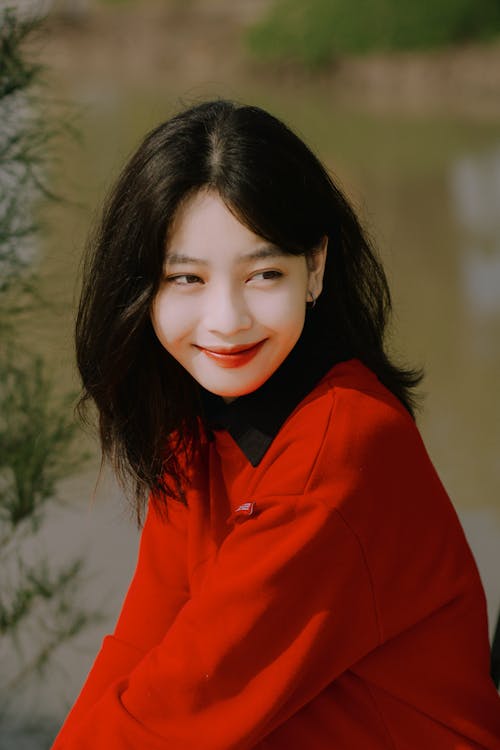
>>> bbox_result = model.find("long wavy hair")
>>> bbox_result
[76,99,422,523]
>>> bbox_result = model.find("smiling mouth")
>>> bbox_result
[195,340,266,367]
[196,341,264,355]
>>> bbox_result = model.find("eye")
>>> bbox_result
[248,270,283,282]
[165,274,203,285]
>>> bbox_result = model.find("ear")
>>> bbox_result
[306,235,328,300]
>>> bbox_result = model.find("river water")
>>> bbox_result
[8,19,500,742]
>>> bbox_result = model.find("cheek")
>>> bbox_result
[151,293,189,348]
[253,284,306,331]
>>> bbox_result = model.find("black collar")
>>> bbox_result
[199,314,343,466]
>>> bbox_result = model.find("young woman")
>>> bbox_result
[52,99,500,749]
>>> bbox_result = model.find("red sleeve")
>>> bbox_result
[52,490,380,750]
[52,498,189,746]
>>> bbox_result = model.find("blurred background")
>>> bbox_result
[1,0,500,746]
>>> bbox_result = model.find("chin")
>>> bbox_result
[205,377,266,400]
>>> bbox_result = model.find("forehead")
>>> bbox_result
[165,190,283,263]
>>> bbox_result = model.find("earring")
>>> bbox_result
[307,290,316,309]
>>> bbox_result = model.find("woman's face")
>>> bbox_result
[151,190,327,401]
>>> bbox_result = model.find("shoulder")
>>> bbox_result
[255,359,427,501]
[317,358,423,478]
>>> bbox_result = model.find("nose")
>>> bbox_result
[204,284,252,336]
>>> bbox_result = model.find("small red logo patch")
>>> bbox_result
[235,501,255,517]
[227,501,256,526]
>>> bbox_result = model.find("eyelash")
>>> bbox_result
[251,270,283,282]
[165,270,283,285]
[166,274,202,285]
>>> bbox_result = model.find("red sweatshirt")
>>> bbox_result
[52,359,500,749]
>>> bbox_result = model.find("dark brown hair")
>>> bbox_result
[76,99,422,523]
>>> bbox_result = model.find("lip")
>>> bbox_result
[195,340,266,368]
[197,342,263,354]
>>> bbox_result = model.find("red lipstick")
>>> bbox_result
[196,341,265,368]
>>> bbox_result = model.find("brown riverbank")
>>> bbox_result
[38,0,500,119]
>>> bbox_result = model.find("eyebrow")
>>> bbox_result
[165,245,287,266]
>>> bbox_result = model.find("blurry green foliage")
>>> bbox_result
[247,0,500,68]
[0,7,96,742]
[0,354,84,529]
[0,7,41,97]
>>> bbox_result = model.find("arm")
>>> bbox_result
[53,498,189,745]
[53,490,380,750]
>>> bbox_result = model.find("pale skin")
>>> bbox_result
[151,189,327,402]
